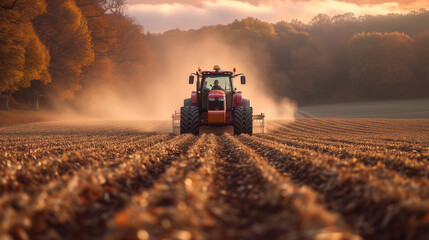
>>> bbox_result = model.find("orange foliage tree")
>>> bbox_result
[0,0,50,109]
[34,0,94,102]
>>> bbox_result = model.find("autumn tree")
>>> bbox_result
[72,0,154,113]
[414,31,429,97]
[34,0,94,101]
[0,0,18,9]
[0,0,50,109]
[228,17,276,39]
[348,32,416,100]
[288,43,332,104]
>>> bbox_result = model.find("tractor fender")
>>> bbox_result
[242,98,250,107]
[233,94,242,107]
[191,93,197,104]
[184,98,192,106]
[184,94,197,106]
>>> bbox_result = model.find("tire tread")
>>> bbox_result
[233,106,253,135]
[180,106,199,135]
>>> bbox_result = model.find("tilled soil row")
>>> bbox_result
[271,120,429,150]
[269,123,382,148]
[0,133,144,152]
[299,119,372,131]
[106,134,360,240]
[274,119,429,141]
[0,132,172,172]
[238,134,429,240]
[291,119,379,135]
[0,134,197,240]
[1,119,428,240]
[270,126,428,156]
[208,134,360,240]
[0,134,173,195]
[269,130,428,158]
[106,134,220,240]
[299,119,429,133]
[260,133,429,178]
[251,135,429,198]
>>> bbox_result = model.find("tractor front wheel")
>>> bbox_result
[180,106,199,135]
[233,106,253,135]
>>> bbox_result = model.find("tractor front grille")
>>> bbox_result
[208,100,224,110]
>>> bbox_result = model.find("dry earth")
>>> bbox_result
[1,119,429,240]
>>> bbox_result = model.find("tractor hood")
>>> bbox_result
[207,90,226,124]
[208,90,225,99]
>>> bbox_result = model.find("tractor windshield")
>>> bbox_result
[201,75,232,111]
[203,76,231,91]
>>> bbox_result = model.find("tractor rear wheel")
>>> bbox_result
[233,106,253,135]
[180,106,199,135]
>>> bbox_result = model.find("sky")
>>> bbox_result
[126,0,429,33]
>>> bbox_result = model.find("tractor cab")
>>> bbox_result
[200,72,233,111]
[190,65,242,111]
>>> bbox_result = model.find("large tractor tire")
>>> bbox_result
[233,106,253,135]
[180,106,199,135]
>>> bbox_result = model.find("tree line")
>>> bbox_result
[1,1,429,110]
[0,0,151,110]
[149,10,429,105]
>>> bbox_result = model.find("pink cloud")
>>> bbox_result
[127,0,429,33]
[126,0,429,7]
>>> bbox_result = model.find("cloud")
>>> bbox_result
[126,0,429,7]
[128,1,277,32]
[127,0,429,33]
[126,0,210,7]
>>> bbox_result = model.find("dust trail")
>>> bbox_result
[67,31,296,128]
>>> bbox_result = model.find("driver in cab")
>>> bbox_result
[211,80,223,90]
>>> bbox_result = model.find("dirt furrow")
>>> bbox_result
[106,134,221,240]
[260,133,429,178]
[247,134,429,198]
[273,122,428,150]
[0,133,165,171]
[293,119,378,135]
[0,134,173,195]
[206,134,360,240]
[269,129,427,155]
[0,134,197,240]
[107,134,360,240]
[238,135,429,240]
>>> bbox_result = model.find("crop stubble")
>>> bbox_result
[0,119,428,240]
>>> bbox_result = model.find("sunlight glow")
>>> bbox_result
[127,0,429,33]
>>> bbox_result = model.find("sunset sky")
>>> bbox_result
[126,0,429,33]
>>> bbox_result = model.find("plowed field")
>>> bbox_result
[1,119,428,240]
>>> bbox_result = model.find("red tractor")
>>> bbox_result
[172,65,264,135]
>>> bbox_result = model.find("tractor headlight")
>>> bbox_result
[218,97,224,101]
[208,97,216,101]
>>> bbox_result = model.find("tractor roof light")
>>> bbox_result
[233,67,236,73]
[213,65,220,72]
[198,67,201,72]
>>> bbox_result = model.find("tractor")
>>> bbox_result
[172,65,264,135]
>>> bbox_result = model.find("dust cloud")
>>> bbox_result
[75,31,296,123]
